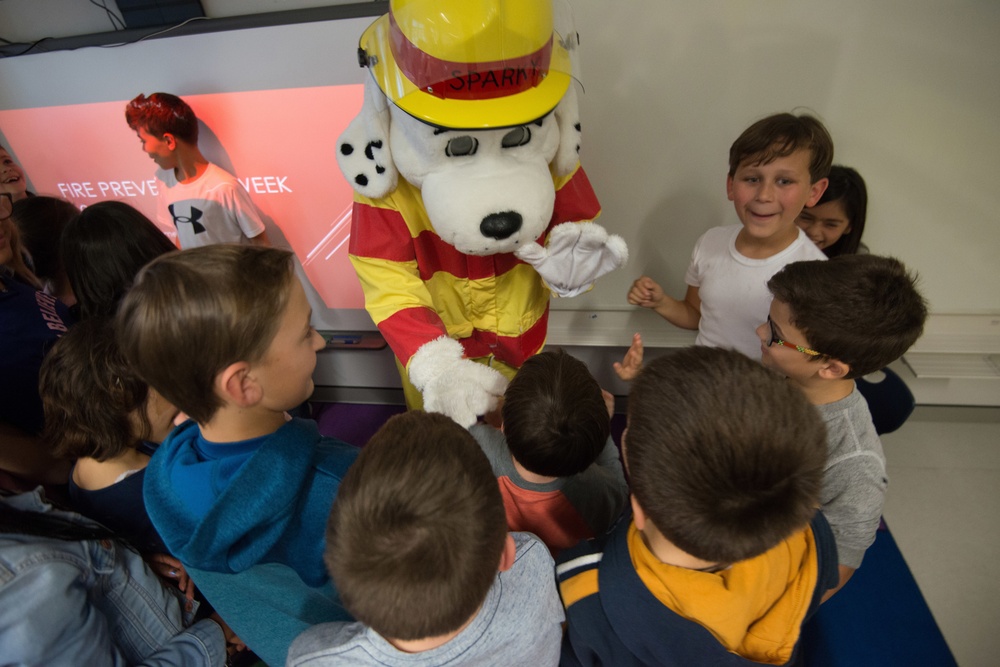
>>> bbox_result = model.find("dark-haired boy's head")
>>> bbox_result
[125,92,199,144]
[62,200,177,320]
[766,255,928,379]
[626,347,826,564]
[728,112,833,184]
[326,411,508,641]
[116,244,297,424]
[40,317,151,461]
[10,196,78,284]
[501,349,610,477]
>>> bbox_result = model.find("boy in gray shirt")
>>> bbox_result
[759,254,927,599]
[287,411,563,666]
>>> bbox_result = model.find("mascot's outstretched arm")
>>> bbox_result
[348,200,510,427]
[517,221,629,298]
[408,337,509,428]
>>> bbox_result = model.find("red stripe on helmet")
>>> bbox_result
[388,9,553,101]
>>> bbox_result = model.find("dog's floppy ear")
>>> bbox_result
[552,83,583,177]
[336,76,398,199]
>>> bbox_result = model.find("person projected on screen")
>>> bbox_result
[125,92,271,249]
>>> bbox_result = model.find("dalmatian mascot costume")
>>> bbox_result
[338,0,627,427]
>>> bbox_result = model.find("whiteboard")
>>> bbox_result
[1,1,998,337]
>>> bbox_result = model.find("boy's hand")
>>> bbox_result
[613,333,644,381]
[627,276,666,309]
[209,612,247,656]
[147,553,195,602]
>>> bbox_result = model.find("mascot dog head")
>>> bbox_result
[336,0,584,256]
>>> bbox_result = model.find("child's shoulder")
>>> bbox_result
[784,228,828,260]
[555,514,625,583]
[492,533,564,658]
[696,224,742,247]
[468,423,512,474]
[511,531,554,566]
[313,434,361,476]
[286,619,372,666]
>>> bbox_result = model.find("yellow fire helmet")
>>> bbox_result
[357,0,580,130]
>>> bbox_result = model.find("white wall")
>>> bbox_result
[1,0,997,320]
[565,0,1000,317]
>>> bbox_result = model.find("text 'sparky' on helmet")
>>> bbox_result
[357,0,581,130]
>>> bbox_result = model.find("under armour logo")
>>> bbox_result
[169,204,206,234]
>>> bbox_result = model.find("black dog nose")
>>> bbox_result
[480,211,523,240]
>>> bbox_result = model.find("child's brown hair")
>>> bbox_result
[728,112,834,183]
[125,92,199,144]
[627,347,827,563]
[502,349,611,477]
[116,245,295,424]
[326,411,507,640]
[40,317,151,461]
[767,254,928,378]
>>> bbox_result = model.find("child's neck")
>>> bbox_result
[386,607,480,654]
[735,224,799,259]
[172,148,209,184]
[638,524,723,571]
[792,376,855,406]
[198,406,288,443]
[512,455,557,484]
[73,447,151,491]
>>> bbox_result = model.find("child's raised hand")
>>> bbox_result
[613,333,644,382]
[627,276,665,308]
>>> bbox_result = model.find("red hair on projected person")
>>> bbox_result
[125,92,199,145]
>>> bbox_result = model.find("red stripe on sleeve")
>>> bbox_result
[349,202,417,263]
[377,307,449,367]
[551,167,602,227]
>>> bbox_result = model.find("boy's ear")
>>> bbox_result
[497,533,517,573]
[806,177,829,207]
[162,132,178,150]
[630,494,646,531]
[726,174,735,201]
[620,427,629,474]
[217,361,262,408]
[817,357,851,380]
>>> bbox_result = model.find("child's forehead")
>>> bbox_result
[738,145,812,172]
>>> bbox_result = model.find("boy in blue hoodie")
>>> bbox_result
[117,244,359,665]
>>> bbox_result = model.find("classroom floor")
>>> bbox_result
[879,407,1000,667]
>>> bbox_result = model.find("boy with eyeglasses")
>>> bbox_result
[758,254,927,600]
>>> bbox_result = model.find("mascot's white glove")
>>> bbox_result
[408,336,509,428]
[514,222,629,298]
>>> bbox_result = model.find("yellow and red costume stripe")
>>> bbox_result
[349,164,601,370]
